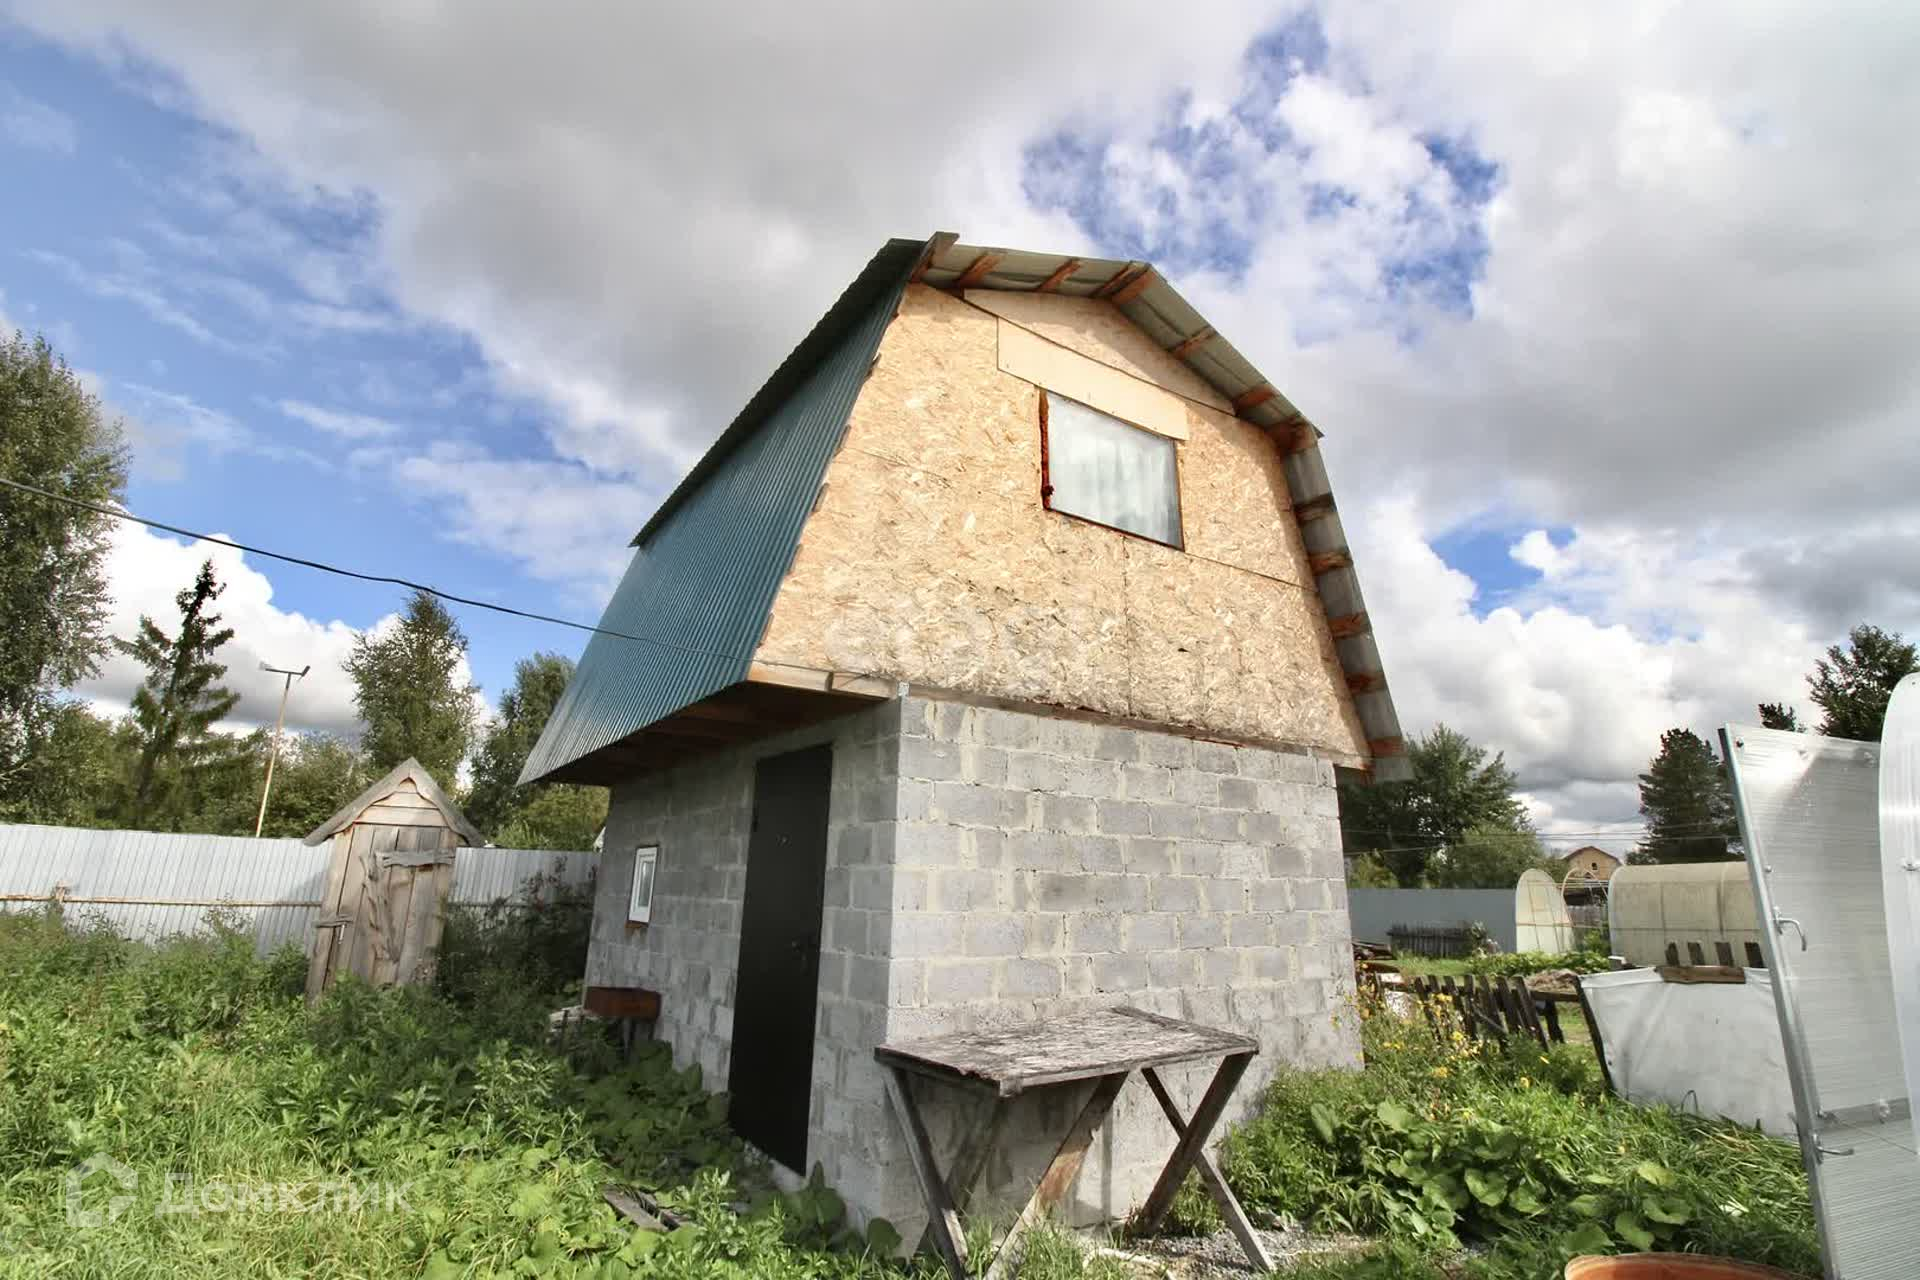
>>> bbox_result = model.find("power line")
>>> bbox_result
[0,474,748,662]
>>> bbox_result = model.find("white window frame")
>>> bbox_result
[1040,390,1184,549]
[627,845,659,924]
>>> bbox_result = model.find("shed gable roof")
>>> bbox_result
[304,757,485,847]
[522,233,1408,784]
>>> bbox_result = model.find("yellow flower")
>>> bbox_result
[1430,1066,1451,1079]
[1539,1055,1550,1064]
[1520,1076,1531,1089]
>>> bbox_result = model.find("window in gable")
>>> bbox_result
[1040,391,1183,548]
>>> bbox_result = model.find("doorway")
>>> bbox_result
[726,743,834,1171]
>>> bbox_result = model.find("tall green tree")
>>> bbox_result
[1758,702,1801,732]
[195,730,372,838]
[465,652,605,849]
[1427,822,1560,889]
[1339,724,1529,886]
[0,331,128,809]
[1635,728,1737,863]
[1806,624,1917,742]
[116,560,242,827]
[345,590,478,780]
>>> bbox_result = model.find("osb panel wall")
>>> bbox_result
[754,283,1367,763]
[963,289,1231,412]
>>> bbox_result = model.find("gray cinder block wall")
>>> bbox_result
[586,693,1358,1234]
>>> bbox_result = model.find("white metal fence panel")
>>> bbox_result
[0,823,594,954]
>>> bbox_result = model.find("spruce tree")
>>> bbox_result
[466,652,605,848]
[1635,728,1737,863]
[1758,702,1801,732]
[1807,624,1917,742]
[345,590,478,780]
[116,559,241,827]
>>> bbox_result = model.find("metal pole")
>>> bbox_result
[254,663,309,838]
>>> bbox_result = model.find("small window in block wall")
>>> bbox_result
[627,845,658,924]
[1040,391,1183,548]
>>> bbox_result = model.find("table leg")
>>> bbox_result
[1134,1051,1253,1237]
[883,1067,971,1280]
[981,1071,1128,1280]
[914,1093,1010,1257]
[1140,1066,1273,1273]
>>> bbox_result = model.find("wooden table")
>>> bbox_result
[874,1005,1272,1279]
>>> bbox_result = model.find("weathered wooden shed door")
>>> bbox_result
[308,822,458,997]
[302,761,479,1003]
[728,745,834,1172]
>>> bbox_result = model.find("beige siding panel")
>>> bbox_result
[755,283,1366,762]
[996,320,1191,442]
[964,289,1231,411]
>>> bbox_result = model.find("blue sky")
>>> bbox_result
[4,2,1916,843]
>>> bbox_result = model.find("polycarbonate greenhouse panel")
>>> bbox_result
[1724,725,1920,1279]
[1880,675,1920,1162]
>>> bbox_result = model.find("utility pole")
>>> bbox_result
[254,662,310,837]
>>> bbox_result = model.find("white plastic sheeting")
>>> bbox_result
[1881,675,1920,1165]
[1513,868,1574,952]
[1580,968,1795,1138]
[1726,724,1920,1280]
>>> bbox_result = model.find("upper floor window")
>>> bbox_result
[1040,391,1184,548]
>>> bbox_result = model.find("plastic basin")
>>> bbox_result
[1565,1256,1809,1280]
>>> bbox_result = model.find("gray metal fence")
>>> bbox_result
[0,823,594,953]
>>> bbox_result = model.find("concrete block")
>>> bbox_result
[829,908,871,955]
[963,746,1009,787]
[931,781,1018,827]
[893,869,928,911]
[1007,751,1068,792]
[1092,727,1140,762]
[1194,741,1239,774]
[1025,914,1064,954]
[969,828,1009,869]
[1091,875,1150,912]
[1169,768,1220,807]
[1146,803,1200,839]
[1199,948,1241,985]
[1123,837,1177,875]
[1177,914,1226,949]
[1148,950,1198,989]
[1036,872,1094,912]
[835,823,875,867]
[1096,798,1152,836]
[1122,913,1176,951]
[1267,846,1311,878]
[1199,808,1243,842]
[890,914,964,957]
[1042,794,1097,834]
[1005,958,1063,998]
[1093,951,1149,991]
[925,958,996,1004]
[1067,913,1121,954]
[1139,733,1194,768]
[1149,877,1200,912]
[931,868,997,912]
[1177,843,1223,877]
[1218,776,1260,810]
[963,914,1025,956]
[1227,914,1269,947]
[1250,878,1293,912]
[1201,879,1246,913]
[1061,758,1122,799]
[896,821,967,867]
[1119,764,1171,802]
[1077,835,1124,873]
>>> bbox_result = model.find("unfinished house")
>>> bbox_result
[519,234,1408,1232]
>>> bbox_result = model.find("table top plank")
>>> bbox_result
[874,1006,1259,1097]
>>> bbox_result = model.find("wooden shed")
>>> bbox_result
[302,758,485,1001]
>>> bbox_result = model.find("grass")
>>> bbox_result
[0,904,1819,1278]
[1171,989,1820,1279]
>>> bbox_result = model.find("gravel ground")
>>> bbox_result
[1091,1216,1372,1277]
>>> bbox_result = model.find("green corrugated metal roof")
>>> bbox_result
[517,238,922,784]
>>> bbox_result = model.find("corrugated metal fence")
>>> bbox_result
[0,823,595,953]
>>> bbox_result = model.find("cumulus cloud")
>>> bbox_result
[77,522,370,737]
[13,0,1919,842]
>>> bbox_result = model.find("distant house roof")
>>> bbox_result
[521,233,1407,785]
[1560,844,1622,863]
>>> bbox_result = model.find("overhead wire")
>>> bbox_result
[0,474,751,663]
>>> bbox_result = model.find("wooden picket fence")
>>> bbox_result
[1385,924,1473,958]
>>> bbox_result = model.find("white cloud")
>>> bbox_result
[277,398,400,440]
[1,85,77,152]
[12,0,1919,836]
[78,522,370,738]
